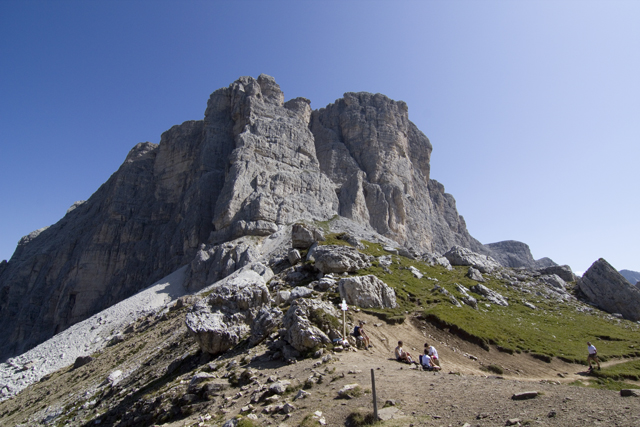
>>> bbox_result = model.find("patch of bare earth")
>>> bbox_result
[1,309,639,427]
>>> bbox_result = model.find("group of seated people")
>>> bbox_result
[394,340,441,371]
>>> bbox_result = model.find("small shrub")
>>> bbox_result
[484,364,504,375]
[339,385,363,399]
[299,414,322,427]
[531,353,552,363]
[346,410,378,426]
[349,385,363,398]
[496,346,514,354]
[237,418,260,427]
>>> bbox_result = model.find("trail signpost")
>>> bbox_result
[340,299,348,343]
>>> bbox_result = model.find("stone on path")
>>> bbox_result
[511,391,539,400]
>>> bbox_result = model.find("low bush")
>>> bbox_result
[484,364,504,375]
[346,410,378,426]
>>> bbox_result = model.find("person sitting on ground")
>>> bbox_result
[420,349,441,371]
[587,341,601,371]
[425,342,440,367]
[354,321,371,349]
[395,340,414,364]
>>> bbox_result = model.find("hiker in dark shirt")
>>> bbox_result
[354,321,371,349]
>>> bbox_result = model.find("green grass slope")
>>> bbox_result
[320,234,640,383]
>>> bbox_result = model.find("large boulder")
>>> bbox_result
[184,240,261,292]
[444,246,501,273]
[467,267,485,282]
[312,245,371,274]
[420,253,453,270]
[249,306,283,346]
[540,274,567,291]
[338,275,398,308]
[578,258,640,321]
[185,270,271,355]
[281,299,335,352]
[538,265,575,283]
[292,224,325,249]
[470,284,509,307]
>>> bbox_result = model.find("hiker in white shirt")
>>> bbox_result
[395,341,414,364]
[425,342,440,367]
[587,341,601,370]
[420,349,441,371]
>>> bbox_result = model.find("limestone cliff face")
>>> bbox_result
[311,92,482,254]
[0,75,483,360]
[209,75,338,241]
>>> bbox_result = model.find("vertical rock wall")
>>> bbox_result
[0,75,483,360]
[311,92,482,254]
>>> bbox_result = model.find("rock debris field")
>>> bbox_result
[1,296,639,427]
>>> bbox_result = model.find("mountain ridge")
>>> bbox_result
[620,269,640,285]
[0,74,553,361]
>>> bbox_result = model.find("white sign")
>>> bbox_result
[340,299,348,311]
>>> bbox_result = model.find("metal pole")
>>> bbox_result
[342,299,347,343]
[371,368,378,420]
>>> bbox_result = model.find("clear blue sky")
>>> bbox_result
[1,0,638,275]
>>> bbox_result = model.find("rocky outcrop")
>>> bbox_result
[184,240,261,293]
[338,275,398,308]
[312,245,371,274]
[185,270,271,355]
[249,306,283,346]
[538,265,575,283]
[420,253,453,270]
[311,92,484,255]
[467,267,485,282]
[470,284,509,307]
[281,299,335,352]
[578,258,640,321]
[540,274,567,291]
[484,240,556,269]
[455,284,478,309]
[444,246,501,273]
[291,224,325,249]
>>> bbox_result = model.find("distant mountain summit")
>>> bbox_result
[484,240,556,269]
[620,269,640,285]
[0,75,554,360]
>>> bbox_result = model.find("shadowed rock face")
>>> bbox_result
[578,258,640,321]
[0,75,485,360]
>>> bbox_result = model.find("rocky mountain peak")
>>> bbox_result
[0,74,534,360]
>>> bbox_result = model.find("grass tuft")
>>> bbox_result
[346,410,379,426]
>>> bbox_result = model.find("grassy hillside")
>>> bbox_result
[321,234,640,383]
